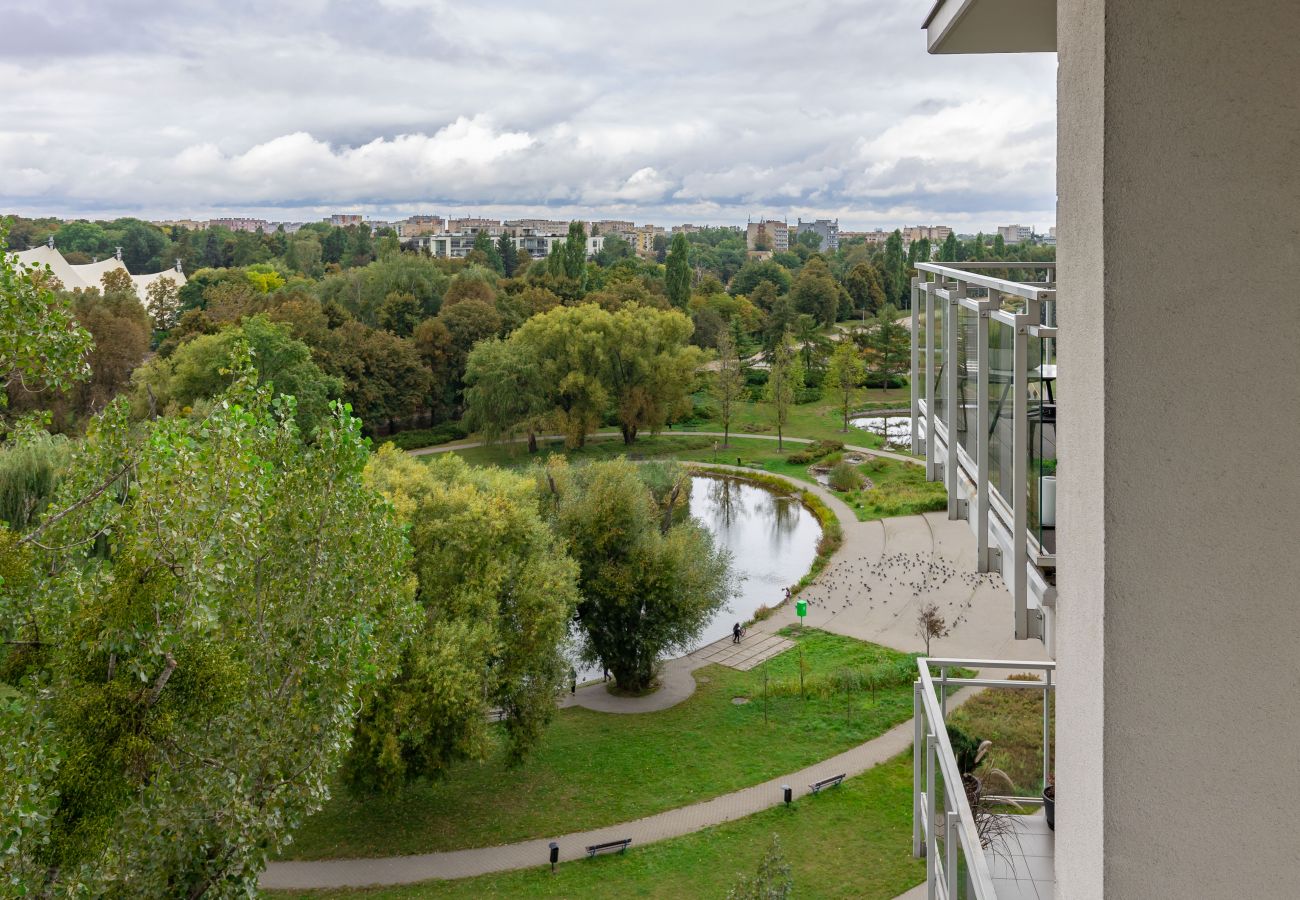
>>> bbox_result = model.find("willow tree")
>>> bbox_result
[539,458,733,693]
[344,448,578,792]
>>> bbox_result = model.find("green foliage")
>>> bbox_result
[764,332,804,450]
[828,460,863,492]
[665,233,691,308]
[730,259,792,297]
[132,314,343,434]
[562,222,587,289]
[0,429,70,530]
[946,724,984,777]
[345,449,579,793]
[0,222,93,416]
[384,422,469,451]
[786,439,844,465]
[790,257,839,327]
[538,458,733,693]
[1,366,415,895]
[711,329,746,446]
[825,339,866,431]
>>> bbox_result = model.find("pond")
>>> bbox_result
[571,474,821,682]
[686,474,821,649]
[851,414,913,451]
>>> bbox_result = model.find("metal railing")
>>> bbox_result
[909,263,1058,643]
[912,657,1056,899]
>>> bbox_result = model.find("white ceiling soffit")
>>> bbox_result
[922,0,1057,54]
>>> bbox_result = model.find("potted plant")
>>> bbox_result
[1043,773,1055,831]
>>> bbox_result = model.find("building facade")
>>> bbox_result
[745,219,788,252]
[795,218,840,252]
[997,224,1035,244]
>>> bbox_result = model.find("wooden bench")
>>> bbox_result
[586,838,632,858]
[808,773,846,794]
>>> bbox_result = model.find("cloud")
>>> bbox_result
[0,0,1057,230]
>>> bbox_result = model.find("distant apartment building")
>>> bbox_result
[209,217,270,233]
[840,229,893,246]
[997,223,1035,244]
[448,217,505,236]
[795,217,840,252]
[672,223,703,234]
[628,224,665,256]
[903,225,953,244]
[746,219,789,252]
[396,215,445,238]
[505,219,570,236]
[589,219,635,235]
[152,218,208,230]
[420,230,604,261]
[328,214,364,227]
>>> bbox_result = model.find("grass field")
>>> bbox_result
[271,752,924,900]
[285,630,921,860]
[946,674,1055,796]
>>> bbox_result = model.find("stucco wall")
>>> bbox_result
[1057,0,1300,896]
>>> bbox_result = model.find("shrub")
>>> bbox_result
[788,439,844,465]
[750,604,775,623]
[386,422,469,450]
[745,369,769,388]
[828,460,862,492]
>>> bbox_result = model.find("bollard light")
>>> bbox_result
[783,785,792,806]
[549,841,559,873]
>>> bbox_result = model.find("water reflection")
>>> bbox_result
[571,475,821,681]
[688,475,820,649]
[851,415,913,451]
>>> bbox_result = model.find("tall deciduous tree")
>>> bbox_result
[0,364,414,896]
[825,339,865,432]
[539,458,733,693]
[345,448,578,792]
[563,221,587,290]
[144,276,181,331]
[789,256,839,327]
[765,330,804,451]
[664,232,691,309]
[860,304,911,399]
[844,262,886,320]
[712,329,745,448]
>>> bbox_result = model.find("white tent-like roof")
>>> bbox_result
[12,242,187,298]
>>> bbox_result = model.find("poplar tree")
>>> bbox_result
[665,232,691,308]
[765,330,804,451]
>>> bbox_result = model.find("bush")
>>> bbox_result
[828,460,862,492]
[794,385,822,404]
[788,439,844,465]
[745,369,769,387]
[386,422,469,450]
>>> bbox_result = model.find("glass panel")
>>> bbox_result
[934,291,947,428]
[955,305,977,452]
[1027,332,1057,552]
[987,318,1015,502]
[918,293,928,405]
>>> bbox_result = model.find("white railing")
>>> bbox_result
[912,657,1056,899]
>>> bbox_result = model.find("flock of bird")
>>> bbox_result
[796,550,1005,631]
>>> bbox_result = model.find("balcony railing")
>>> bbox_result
[913,657,1056,899]
[909,263,1057,645]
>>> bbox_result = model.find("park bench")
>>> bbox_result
[586,838,632,858]
[808,773,846,794]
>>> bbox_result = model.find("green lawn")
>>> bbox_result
[270,752,924,900]
[835,455,948,522]
[285,630,919,860]
[677,392,909,446]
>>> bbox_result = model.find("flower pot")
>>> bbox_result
[1043,784,1055,831]
[1040,475,1057,528]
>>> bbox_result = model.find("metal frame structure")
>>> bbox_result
[911,262,1057,646]
[913,657,1056,899]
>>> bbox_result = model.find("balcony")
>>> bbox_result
[909,263,1057,648]
[913,657,1056,899]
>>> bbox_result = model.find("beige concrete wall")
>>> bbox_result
[1057,0,1300,896]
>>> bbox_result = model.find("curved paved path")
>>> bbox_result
[260,434,1048,890]
[261,686,981,891]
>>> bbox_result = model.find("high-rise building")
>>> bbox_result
[746,219,788,252]
[795,218,840,252]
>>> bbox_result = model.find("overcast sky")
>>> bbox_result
[0,0,1057,231]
